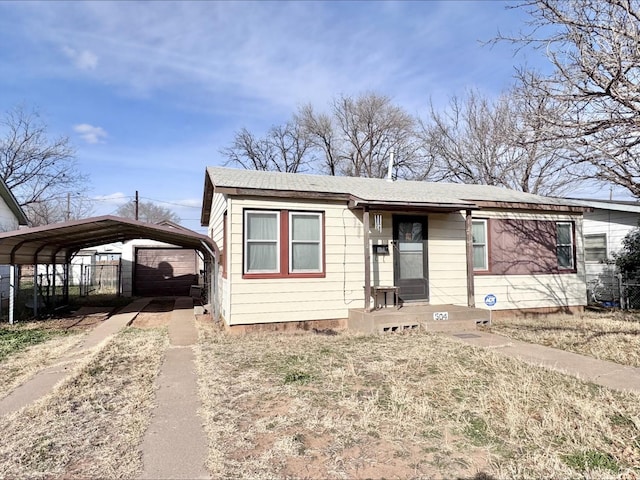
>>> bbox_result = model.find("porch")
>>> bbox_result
[348,304,491,334]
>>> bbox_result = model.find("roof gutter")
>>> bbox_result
[348,197,478,212]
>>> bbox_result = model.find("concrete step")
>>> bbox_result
[348,304,491,334]
[424,319,488,333]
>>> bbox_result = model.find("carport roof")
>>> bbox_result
[0,215,218,265]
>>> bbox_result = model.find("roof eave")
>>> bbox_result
[201,170,214,226]
[349,198,478,212]
[470,200,588,213]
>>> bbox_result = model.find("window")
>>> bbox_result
[289,212,322,272]
[472,219,488,271]
[95,253,121,262]
[556,222,574,269]
[585,234,607,263]
[244,209,324,278]
[245,211,279,273]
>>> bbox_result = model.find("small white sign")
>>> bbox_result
[484,294,497,307]
[433,311,449,321]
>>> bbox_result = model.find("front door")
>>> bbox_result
[393,216,429,302]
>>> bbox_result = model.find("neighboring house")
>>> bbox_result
[201,167,588,330]
[569,199,640,303]
[0,177,28,302]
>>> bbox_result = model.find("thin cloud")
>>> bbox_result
[74,123,108,144]
[62,46,98,71]
[11,2,533,119]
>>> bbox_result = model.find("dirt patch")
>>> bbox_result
[131,299,175,328]
[26,307,114,331]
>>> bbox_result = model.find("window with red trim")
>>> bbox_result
[243,209,325,278]
[478,218,576,275]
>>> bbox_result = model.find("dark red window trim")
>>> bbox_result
[242,208,326,279]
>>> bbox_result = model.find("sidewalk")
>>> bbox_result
[449,330,640,393]
[0,297,151,417]
[140,297,209,480]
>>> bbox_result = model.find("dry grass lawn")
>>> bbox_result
[0,332,83,401]
[0,327,167,479]
[0,308,114,401]
[491,310,640,367]
[195,323,640,479]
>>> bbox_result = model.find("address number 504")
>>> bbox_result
[433,312,449,321]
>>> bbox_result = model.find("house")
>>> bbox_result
[568,199,640,303]
[201,167,588,331]
[0,177,28,302]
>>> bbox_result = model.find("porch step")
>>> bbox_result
[378,322,421,333]
[424,319,487,333]
[348,304,491,334]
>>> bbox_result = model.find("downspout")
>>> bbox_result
[363,206,372,311]
[465,209,476,307]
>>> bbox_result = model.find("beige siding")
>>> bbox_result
[368,211,469,306]
[208,192,230,320]
[474,274,586,310]
[208,192,227,248]
[214,196,586,324]
[428,212,468,305]
[369,211,394,288]
[227,197,366,325]
[473,211,586,311]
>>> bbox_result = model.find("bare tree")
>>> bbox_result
[222,92,434,180]
[295,104,340,175]
[0,106,89,223]
[221,121,311,173]
[116,200,180,224]
[327,93,424,179]
[419,87,583,196]
[28,194,94,227]
[497,0,640,196]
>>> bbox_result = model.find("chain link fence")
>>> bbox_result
[586,265,621,308]
[1,262,121,322]
[620,270,640,310]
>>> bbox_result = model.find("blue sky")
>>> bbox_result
[0,1,613,232]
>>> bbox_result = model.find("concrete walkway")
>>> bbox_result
[450,330,640,393]
[0,297,151,417]
[140,297,209,480]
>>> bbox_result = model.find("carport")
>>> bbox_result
[0,215,219,323]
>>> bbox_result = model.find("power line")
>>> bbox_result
[139,196,201,209]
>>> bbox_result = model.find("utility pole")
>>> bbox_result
[135,190,139,221]
[66,192,71,221]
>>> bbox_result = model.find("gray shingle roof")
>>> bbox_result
[567,198,640,213]
[206,166,582,208]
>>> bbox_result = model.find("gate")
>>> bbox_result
[80,261,120,296]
